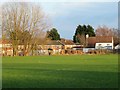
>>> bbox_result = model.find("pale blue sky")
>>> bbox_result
[40,2,118,39]
[0,1,118,39]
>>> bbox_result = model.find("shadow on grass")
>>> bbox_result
[2,69,118,88]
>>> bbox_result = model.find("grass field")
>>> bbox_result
[2,54,118,88]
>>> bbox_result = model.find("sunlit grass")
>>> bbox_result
[2,54,118,88]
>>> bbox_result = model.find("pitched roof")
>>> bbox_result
[60,38,75,45]
[0,39,11,44]
[96,36,113,43]
[87,37,96,48]
[46,40,62,45]
[87,37,96,45]
[87,36,113,47]
[88,36,113,43]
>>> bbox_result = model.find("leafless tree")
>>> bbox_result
[112,28,119,45]
[77,34,86,47]
[2,2,49,56]
[96,25,119,46]
[96,25,113,36]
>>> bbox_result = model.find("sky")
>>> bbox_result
[0,0,119,39]
[39,2,118,39]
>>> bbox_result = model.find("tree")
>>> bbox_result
[47,28,60,40]
[73,25,95,44]
[95,25,113,36]
[96,26,119,46]
[2,2,49,56]
[87,25,95,36]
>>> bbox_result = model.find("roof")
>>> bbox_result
[60,38,75,45]
[96,36,113,43]
[0,39,11,44]
[46,40,63,45]
[45,38,75,45]
[87,37,96,45]
[87,36,113,47]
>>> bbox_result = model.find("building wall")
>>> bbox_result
[95,43,113,49]
[0,43,13,56]
[1,44,81,56]
[83,48,95,53]
[64,45,76,49]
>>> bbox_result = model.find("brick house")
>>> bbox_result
[0,40,13,56]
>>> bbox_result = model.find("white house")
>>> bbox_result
[87,36,114,49]
[95,36,114,49]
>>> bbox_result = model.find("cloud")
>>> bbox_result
[40,2,93,18]
[40,2,117,39]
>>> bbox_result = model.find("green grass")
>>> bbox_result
[2,54,118,88]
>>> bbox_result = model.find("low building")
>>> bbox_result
[0,38,82,56]
[41,40,63,55]
[87,36,114,49]
[59,38,76,49]
[0,40,13,56]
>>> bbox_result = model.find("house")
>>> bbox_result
[0,38,82,56]
[95,36,114,49]
[40,40,63,55]
[39,39,77,55]
[0,39,13,56]
[59,38,76,49]
[87,36,114,49]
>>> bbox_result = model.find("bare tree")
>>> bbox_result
[112,28,119,46]
[77,34,86,47]
[96,25,113,36]
[2,2,49,56]
[96,26,119,46]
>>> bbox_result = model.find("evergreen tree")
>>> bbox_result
[73,25,95,43]
[47,28,60,40]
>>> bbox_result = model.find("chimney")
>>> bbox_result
[86,34,89,38]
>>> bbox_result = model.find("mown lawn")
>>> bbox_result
[2,54,118,88]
